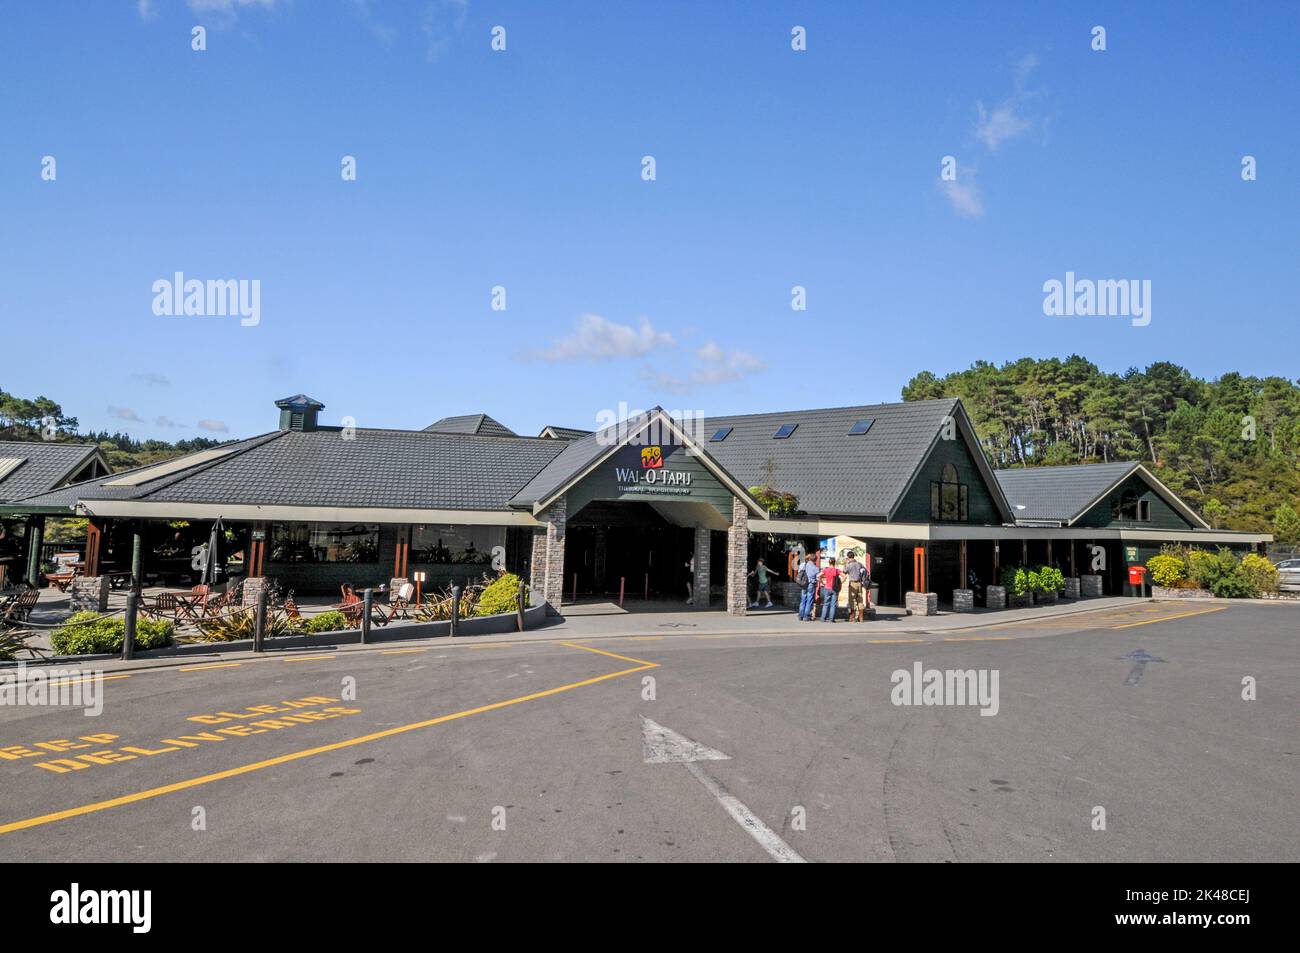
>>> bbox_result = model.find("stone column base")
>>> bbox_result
[242,576,268,608]
[952,588,974,612]
[70,575,109,613]
[985,585,1006,610]
[1062,577,1081,599]
[905,591,938,616]
[1080,574,1103,597]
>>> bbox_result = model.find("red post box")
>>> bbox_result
[1128,565,1147,586]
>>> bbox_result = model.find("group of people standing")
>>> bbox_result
[794,549,871,623]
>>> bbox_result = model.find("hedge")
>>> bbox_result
[51,611,174,656]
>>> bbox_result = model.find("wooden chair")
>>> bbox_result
[384,582,415,622]
[1,588,40,625]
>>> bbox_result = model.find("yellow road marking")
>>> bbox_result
[282,655,336,662]
[1112,605,1229,629]
[557,641,659,667]
[380,648,428,655]
[38,674,132,689]
[468,643,514,650]
[178,663,242,672]
[0,646,655,837]
[867,638,924,644]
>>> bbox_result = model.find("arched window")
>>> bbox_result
[930,463,969,521]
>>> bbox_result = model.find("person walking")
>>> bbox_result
[797,551,819,621]
[819,557,841,622]
[748,558,774,608]
[844,550,869,622]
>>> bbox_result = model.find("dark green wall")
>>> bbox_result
[1075,473,1194,530]
[893,435,1002,525]
[565,442,734,521]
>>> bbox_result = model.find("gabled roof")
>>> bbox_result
[700,398,1012,521]
[994,461,1210,529]
[538,425,592,440]
[0,440,109,504]
[510,408,767,517]
[423,413,517,438]
[6,429,566,515]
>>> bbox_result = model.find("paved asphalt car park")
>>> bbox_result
[0,600,1295,863]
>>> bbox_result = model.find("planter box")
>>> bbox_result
[1034,590,1058,606]
[952,588,974,612]
[905,591,939,616]
[1062,577,1081,600]
[1008,592,1032,609]
[1080,574,1103,597]
[70,575,109,613]
[985,585,1006,610]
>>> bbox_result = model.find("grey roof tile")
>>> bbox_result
[423,413,517,437]
[994,462,1139,523]
[0,441,103,503]
[511,399,965,519]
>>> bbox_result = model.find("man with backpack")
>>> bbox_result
[843,550,870,622]
[797,550,820,621]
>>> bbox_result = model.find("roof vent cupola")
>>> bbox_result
[275,394,325,432]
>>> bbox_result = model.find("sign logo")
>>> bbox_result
[641,446,663,469]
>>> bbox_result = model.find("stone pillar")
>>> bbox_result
[986,585,1007,610]
[1062,577,1081,600]
[692,526,711,608]
[726,498,748,616]
[952,588,974,612]
[71,575,109,613]
[905,591,939,616]
[241,575,268,608]
[529,496,567,613]
[1080,574,1103,597]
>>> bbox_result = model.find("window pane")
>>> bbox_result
[410,525,505,565]
[931,482,941,520]
[269,523,379,563]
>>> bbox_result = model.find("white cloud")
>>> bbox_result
[422,0,468,62]
[645,343,766,393]
[108,406,143,422]
[133,372,171,386]
[187,0,279,14]
[534,314,675,362]
[137,0,157,19]
[197,419,230,433]
[154,416,185,428]
[974,53,1040,152]
[938,174,984,218]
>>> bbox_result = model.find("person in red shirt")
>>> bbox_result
[818,558,841,622]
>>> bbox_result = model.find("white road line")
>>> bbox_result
[682,761,807,863]
[640,717,806,863]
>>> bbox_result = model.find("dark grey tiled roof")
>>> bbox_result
[12,429,567,513]
[511,399,970,520]
[0,441,103,503]
[994,462,1139,523]
[539,426,592,440]
[701,399,966,519]
[423,413,517,437]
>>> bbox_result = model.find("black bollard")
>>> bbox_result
[361,588,373,644]
[253,587,267,653]
[450,585,461,638]
[122,590,138,661]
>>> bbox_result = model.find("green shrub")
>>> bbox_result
[1000,566,1031,596]
[50,611,174,655]
[303,610,349,633]
[1239,553,1279,595]
[475,573,524,617]
[1146,553,1187,587]
[1029,566,1064,593]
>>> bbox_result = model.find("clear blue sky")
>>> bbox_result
[3,1,1297,440]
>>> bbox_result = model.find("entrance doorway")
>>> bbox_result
[564,501,695,602]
